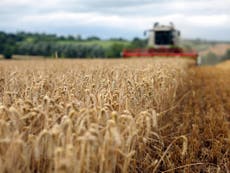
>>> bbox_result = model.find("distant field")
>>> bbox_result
[58,40,130,48]
[182,40,230,54]
[199,43,230,56]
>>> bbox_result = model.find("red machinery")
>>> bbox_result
[122,23,198,60]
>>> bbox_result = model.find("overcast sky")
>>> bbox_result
[1,0,230,40]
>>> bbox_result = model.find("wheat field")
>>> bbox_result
[0,58,229,173]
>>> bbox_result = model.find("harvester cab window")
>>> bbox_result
[155,31,173,45]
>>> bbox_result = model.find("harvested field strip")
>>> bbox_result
[160,63,230,172]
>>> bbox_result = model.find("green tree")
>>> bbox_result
[3,45,13,59]
[222,49,230,60]
[106,43,125,58]
[127,37,147,49]
[86,36,100,41]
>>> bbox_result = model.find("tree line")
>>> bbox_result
[0,31,147,59]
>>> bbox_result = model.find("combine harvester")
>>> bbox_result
[122,22,199,63]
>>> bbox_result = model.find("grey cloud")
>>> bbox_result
[0,0,230,41]
[58,0,230,18]
[72,0,162,8]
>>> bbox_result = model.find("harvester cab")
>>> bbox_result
[122,22,199,62]
[145,22,180,48]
